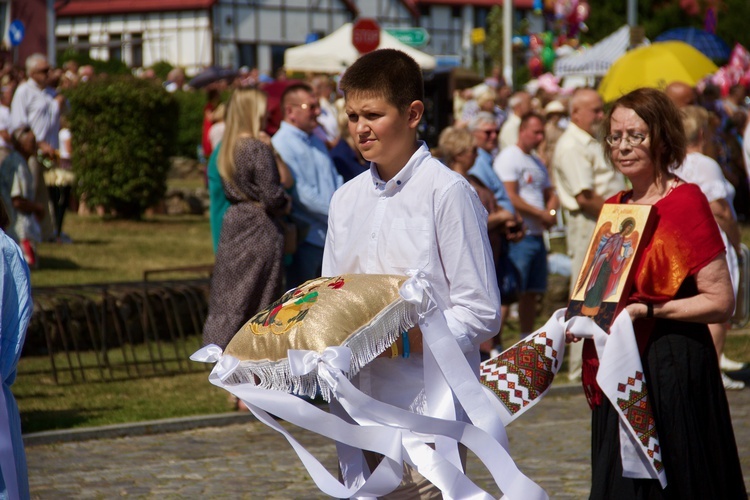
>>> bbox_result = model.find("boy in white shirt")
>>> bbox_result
[322,48,501,497]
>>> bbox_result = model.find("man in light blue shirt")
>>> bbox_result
[467,112,515,214]
[272,83,343,288]
[467,111,523,358]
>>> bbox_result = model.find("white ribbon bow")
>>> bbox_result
[288,346,352,376]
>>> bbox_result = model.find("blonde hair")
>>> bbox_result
[438,126,474,166]
[218,88,268,182]
[476,89,497,108]
[680,105,709,146]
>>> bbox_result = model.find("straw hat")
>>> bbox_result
[544,100,566,116]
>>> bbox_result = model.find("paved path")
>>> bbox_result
[25,389,750,498]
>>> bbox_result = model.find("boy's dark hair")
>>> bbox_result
[280,82,313,109]
[339,49,423,112]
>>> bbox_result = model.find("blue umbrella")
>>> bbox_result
[655,27,731,62]
[188,66,239,89]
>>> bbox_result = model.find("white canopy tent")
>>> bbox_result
[284,23,436,73]
[554,25,638,78]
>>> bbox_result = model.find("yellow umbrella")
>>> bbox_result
[598,41,718,102]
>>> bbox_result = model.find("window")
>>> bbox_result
[131,33,143,68]
[75,34,90,54]
[237,43,257,69]
[110,33,122,61]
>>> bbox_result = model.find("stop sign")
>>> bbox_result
[352,18,380,54]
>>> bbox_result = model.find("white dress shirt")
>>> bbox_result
[322,142,501,411]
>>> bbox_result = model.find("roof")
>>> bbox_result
[56,0,217,16]
[56,0,359,17]
[414,0,536,8]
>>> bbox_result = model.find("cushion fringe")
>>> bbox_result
[221,298,418,402]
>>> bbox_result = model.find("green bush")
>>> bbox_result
[172,90,207,159]
[66,76,178,218]
[150,60,174,81]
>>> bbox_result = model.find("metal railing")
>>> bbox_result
[22,266,213,384]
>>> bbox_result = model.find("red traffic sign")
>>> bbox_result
[352,18,380,54]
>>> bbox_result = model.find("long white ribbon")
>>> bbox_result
[399,272,547,499]
[192,345,406,498]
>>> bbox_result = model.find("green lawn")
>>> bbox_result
[32,213,214,287]
[10,213,750,434]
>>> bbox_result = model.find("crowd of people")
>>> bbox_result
[201,57,750,394]
[200,48,746,498]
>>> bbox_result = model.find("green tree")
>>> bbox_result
[583,0,750,51]
[66,76,178,218]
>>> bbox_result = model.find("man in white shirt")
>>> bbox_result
[498,91,532,150]
[552,88,625,380]
[495,112,558,339]
[10,54,62,157]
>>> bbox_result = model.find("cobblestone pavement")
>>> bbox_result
[26,389,749,499]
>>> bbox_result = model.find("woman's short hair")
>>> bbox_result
[680,105,709,146]
[438,126,474,165]
[603,87,686,177]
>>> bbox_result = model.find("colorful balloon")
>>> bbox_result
[541,46,556,71]
[528,56,544,77]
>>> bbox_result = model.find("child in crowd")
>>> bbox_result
[322,48,501,497]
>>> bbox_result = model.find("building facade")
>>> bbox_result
[49,0,535,76]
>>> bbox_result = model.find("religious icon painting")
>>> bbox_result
[566,203,655,332]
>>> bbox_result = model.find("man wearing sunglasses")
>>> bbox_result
[10,54,63,159]
[272,83,343,288]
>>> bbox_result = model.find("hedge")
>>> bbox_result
[66,75,178,218]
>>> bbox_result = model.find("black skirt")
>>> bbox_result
[590,319,746,500]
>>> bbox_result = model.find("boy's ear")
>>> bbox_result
[407,100,425,129]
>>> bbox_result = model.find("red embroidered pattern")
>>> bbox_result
[480,332,558,415]
[616,371,664,472]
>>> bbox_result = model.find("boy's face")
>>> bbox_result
[345,92,422,173]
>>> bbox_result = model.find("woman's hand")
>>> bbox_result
[565,331,582,344]
[624,303,649,322]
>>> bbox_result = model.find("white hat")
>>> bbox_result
[544,100,566,116]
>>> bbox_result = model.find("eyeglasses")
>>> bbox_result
[291,103,319,111]
[35,67,51,74]
[605,132,648,147]
[479,129,499,137]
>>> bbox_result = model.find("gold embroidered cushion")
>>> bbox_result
[222,274,416,398]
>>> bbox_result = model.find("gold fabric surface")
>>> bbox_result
[224,274,408,362]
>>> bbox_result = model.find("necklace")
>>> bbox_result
[627,177,679,204]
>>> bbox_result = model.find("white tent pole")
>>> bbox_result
[503,0,513,88]
[627,0,637,27]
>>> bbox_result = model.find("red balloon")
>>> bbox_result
[528,56,544,77]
